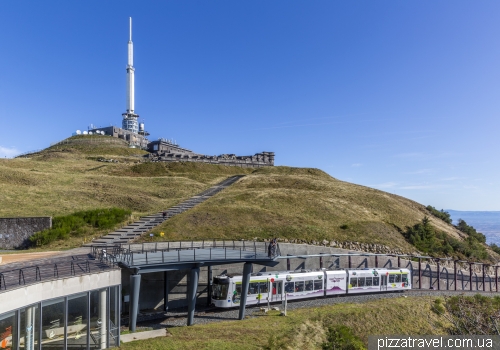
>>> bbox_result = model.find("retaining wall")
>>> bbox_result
[0,217,52,249]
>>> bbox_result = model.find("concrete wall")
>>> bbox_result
[0,217,52,249]
[0,269,121,314]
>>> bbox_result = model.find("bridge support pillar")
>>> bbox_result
[187,266,200,326]
[238,262,253,320]
[163,271,168,312]
[129,274,141,332]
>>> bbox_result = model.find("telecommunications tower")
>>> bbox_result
[122,17,139,133]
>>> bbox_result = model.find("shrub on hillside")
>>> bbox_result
[403,217,488,260]
[456,219,486,243]
[433,294,500,335]
[426,205,452,224]
[321,325,366,350]
[30,208,131,246]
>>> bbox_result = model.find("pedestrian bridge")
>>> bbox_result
[92,241,281,329]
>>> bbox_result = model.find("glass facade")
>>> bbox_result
[0,286,119,350]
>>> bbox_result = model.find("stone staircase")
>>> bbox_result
[87,175,245,246]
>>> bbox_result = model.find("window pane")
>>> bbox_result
[259,282,269,294]
[358,278,365,287]
[248,283,259,295]
[109,287,119,348]
[41,298,65,349]
[373,277,380,286]
[402,274,408,283]
[284,282,294,293]
[295,281,304,292]
[89,290,107,350]
[20,305,39,350]
[350,278,358,287]
[0,311,16,350]
[395,274,401,283]
[67,293,88,349]
[305,281,314,291]
[235,284,242,295]
[314,280,323,290]
[365,277,373,287]
[389,275,395,283]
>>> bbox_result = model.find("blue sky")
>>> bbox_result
[1,1,499,211]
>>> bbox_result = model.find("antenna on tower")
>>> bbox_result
[129,17,132,41]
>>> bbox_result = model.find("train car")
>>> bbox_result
[211,268,411,308]
[346,268,411,294]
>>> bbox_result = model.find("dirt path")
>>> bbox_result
[0,251,65,265]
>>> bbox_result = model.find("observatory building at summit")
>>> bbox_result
[84,18,274,168]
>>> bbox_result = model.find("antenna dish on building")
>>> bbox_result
[76,130,81,135]
[88,131,93,135]
[83,131,88,135]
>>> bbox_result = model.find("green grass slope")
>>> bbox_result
[2,135,476,254]
[148,166,465,252]
[119,296,448,350]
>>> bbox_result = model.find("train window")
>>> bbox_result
[314,280,322,290]
[358,277,365,287]
[389,275,395,283]
[236,284,242,295]
[365,277,372,287]
[402,274,408,283]
[295,281,305,292]
[395,274,401,283]
[259,282,269,294]
[351,278,358,287]
[212,284,228,300]
[305,281,314,291]
[373,277,380,286]
[285,282,294,293]
[248,282,259,294]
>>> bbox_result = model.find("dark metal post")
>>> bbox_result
[436,259,440,290]
[163,271,168,312]
[483,264,486,292]
[287,257,290,271]
[348,255,351,269]
[469,263,473,291]
[496,266,499,292]
[397,256,401,268]
[207,266,213,306]
[375,255,378,268]
[129,274,141,332]
[187,267,200,326]
[418,258,422,289]
[238,262,253,320]
[319,254,323,269]
[454,260,457,291]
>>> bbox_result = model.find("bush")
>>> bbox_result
[30,208,131,246]
[456,219,486,243]
[426,205,452,224]
[403,217,488,261]
[322,325,366,350]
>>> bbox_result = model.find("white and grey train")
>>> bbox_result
[211,268,411,308]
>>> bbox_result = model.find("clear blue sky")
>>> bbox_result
[1,1,499,211]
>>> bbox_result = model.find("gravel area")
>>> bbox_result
[133,289,496,329]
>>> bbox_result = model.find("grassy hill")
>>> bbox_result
[120,296,449,350]
[147,166,468,253]
[1,135,490,257]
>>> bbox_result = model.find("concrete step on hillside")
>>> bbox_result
[87,175,245,247]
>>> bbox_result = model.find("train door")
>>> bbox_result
[271,281,283,301]
[381,275,388,291]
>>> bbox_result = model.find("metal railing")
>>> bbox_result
[0,257,117,293]
[91,240,281,267]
